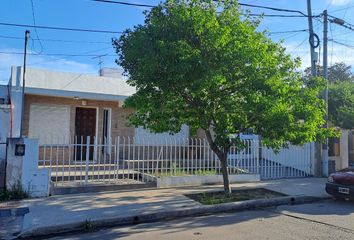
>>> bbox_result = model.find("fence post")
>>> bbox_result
[85,136,90,185]
[257,140,260,175]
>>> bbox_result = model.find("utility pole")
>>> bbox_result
[20,30,30,138]
[307,0,322,177]
[307,0,317,77]
[322,10,329,176]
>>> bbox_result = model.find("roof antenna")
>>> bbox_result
[92,54,107,76]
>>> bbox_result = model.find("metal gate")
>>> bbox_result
[38,136,314,187]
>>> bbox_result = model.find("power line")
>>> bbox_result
[330,39,354,49]
[328,14,354,32]
[247,14,310,18]
[0,51,116,57]
[0,2,317,36]
[0,34,112,44]
[289,36,308,54]
[235,2,309,17]
[0,22,122,34]
[329,5,354,13]
[91,0,313,17]
[89,0,155,8]
[28,48,114,66]
[30,0,43,53]
[269,29,308,34]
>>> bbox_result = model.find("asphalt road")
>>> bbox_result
[50,199,354,240]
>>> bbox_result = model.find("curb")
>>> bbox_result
[17,195,325,239]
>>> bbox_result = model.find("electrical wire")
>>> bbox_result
[0,22,122,34]
[90,0,313,17]
[0,34,112,44]
[89,0,155,8]
[329,5,354,14]
[30,0,43,53]
[330,39,354,49]
[288,36,308,54]
[0,51,116,57]
[269,29,308,35]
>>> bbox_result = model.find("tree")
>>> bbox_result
[304,62,354,84]
[114,0,335,194]
[329,82,354,129]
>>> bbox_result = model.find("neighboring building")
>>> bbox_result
[1,66,189,146]
[0,84,11,188]
[328,129,354,171]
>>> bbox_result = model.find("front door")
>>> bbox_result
[75,107,96,160]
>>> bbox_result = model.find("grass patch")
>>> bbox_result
[155,164,218,177]
[0,183,29,202]
[185,188,286,205]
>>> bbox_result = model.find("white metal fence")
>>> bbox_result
[37,136,313,187]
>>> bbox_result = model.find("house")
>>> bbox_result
[328,129,354,171]
[0,66,190,189]
[0,66,316,193]
[1,66,189,146]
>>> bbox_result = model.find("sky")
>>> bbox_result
[1,0,354,84]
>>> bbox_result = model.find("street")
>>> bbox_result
[50,199,354,240]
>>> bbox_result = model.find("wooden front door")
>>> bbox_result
[75,107,96,160]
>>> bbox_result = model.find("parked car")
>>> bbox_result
[326,167,354,200]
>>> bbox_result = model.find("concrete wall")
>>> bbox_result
[0,85,10,188]
[6,138,50,197]
[10,90,22,138]
[156,174,260,188]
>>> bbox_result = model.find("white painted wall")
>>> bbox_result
[10,90,23,138]
[261,142,314,174]
[134,125,189,145]
[6,138,50,197]
[0,106,10,154]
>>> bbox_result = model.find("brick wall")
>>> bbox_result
[23,94,135,141]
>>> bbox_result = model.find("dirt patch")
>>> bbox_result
[185,188,286,205]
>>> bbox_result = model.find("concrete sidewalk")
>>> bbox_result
[4,178,330,238]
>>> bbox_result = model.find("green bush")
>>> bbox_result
[0,182,29,202]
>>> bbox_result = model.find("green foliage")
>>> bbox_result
[84,218,94,232]
[304,62,354,84]
[115,0,334,153]
[187,188,284,205]
[329,82,354,129]
[0,182,29,202]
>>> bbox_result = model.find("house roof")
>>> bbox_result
[10,66,136,101]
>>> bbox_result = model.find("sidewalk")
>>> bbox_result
[2,178,330,239]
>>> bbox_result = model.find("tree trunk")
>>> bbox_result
[220,154,232,195]
[204,129,232,195]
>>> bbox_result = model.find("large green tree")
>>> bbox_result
[329,82,354,129]
[115,0,334,194]
[304,62,354,84]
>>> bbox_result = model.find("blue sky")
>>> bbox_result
[1,0,354,84]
